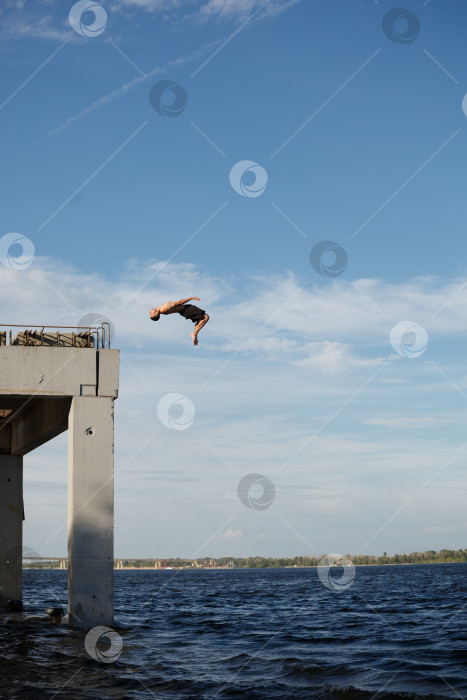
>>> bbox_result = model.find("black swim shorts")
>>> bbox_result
[178,304,206,323]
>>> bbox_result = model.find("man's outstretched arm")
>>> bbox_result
[176,296,200,306]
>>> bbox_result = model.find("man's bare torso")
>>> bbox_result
[158,302,184,315]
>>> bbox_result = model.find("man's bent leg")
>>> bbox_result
[191,314,209,346]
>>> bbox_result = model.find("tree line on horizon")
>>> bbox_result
[154,549,466,568]
[24,548,467,569]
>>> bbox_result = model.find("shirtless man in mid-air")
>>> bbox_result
[149,297,209,346]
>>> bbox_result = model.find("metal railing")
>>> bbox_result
[0,323,112,349]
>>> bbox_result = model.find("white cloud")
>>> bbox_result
[113,0,304,23]
[195,0,303,23]
[0,14,73,43]
[365,416,453,429]
[220,528,243,538]
[423,523,467,533]
[0,0,304,44]
[292,341,385,375]
[111,0,182,10]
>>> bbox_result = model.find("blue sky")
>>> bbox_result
[2,0,467,559]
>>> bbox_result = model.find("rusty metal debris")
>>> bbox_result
[0,324,111,349]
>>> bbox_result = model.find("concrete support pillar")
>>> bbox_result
[0,455,23,607]
[68,397,114,627]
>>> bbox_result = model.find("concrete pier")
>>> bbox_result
[0,329,119,627]
[0,455,23,603]
[68,396,115,626]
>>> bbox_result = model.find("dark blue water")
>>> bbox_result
[1,564,466,699]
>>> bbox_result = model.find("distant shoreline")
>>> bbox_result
[24,561,466,572]
[115,562,466,570]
